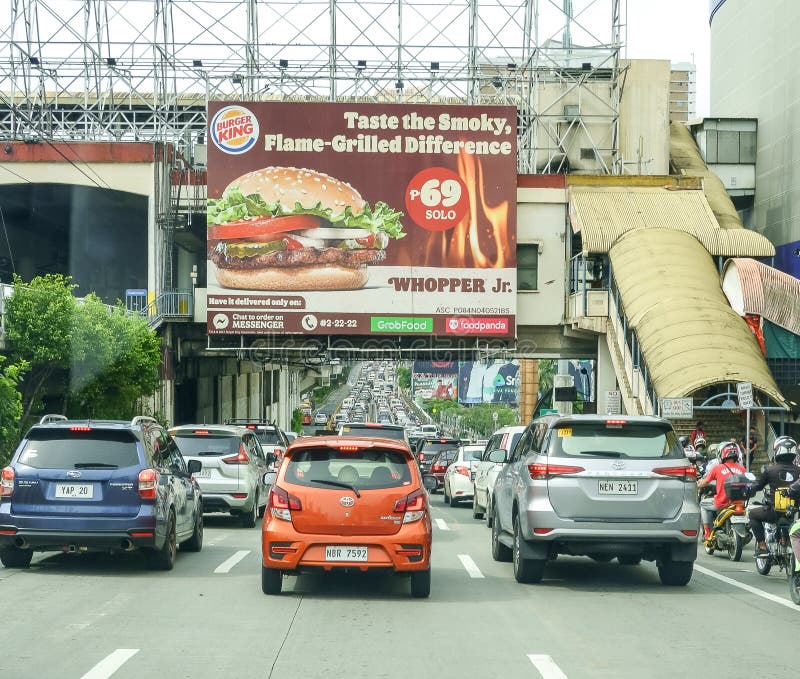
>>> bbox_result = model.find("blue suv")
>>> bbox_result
[0,415,204,570]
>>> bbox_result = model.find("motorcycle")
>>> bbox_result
[754,499,798,576]
[704,473,756,562]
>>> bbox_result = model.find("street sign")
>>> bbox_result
[660,397,694,419]
[605,390,621,415]
[492,411,499,422]
[737,381,754,409]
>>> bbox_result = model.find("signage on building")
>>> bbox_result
[659,397,694,419]
[458,360,520,405]
[736,381,754,409]
[411,361,459,401]
[605,390,621,415]
[205,101,517,336]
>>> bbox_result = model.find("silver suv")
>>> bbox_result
[491,415,700,586]
[169,425,274,528]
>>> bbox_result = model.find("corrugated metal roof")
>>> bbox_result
[569,186,775,257]
[609,229,786,407]
[723,258,800,336]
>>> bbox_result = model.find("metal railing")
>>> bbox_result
[569,253,609,317]
[134,290,194,329]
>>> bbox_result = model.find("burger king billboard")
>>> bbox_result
[206,101,516,338]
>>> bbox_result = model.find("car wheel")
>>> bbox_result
[472,493,484,520]
[182,506,204,552]
[513,515,545,583]
[410,568,431,598]
[485,495,493,528]
[491,507,512,562]
[442,483,450,505]
[242,492,258,528]
[0,546,33,569]
[147,511,177,571]
[449,490,459,508]
[262,566,283,595]
[657,559,693,586]
[617,555,642,566]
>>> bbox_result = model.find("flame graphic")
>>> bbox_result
[424,149,512,268]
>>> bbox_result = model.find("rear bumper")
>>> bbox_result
[448,474,473,499]
[201,493,254,512]
[262,517,432,573]
[0,528,157,552]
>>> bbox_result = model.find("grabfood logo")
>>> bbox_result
[211,106,259,155]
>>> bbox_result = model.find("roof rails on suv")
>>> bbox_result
[38,414,68,424]
[224,418,278,427]
[130,416,158,427]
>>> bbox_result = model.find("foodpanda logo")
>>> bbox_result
[448,319,460,331]
[210,105,259,155]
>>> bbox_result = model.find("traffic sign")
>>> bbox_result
[659,397,693,419]
[492,411,499,422]
[605,390,621,415]
[737,382,754,409]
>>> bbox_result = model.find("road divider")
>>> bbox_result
[528,654,568,679]
[694,564,799,612]
[214,550,251,574]
[457,554,484,579]
[80,649,139,679]
[434,518,449,531]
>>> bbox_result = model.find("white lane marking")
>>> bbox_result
[457,554,485,579]
[434,518,449,531]
[214,549,251,573]
[528,654,569,679]
[80,649,139,679]
[695,564,799,612]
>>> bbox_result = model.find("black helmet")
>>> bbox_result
[773,436,797,464]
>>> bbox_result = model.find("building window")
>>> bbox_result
[517,244,539,291]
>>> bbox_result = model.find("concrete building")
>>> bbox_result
[669,62,697,123]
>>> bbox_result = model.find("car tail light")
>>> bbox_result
[274,448,284,457]
[269,485,302,521]
[69,426,92,432]
[223,444,249,465]
[653,465,697,481]
[682,529,698,537]
[419,453,425,461]
[394,488,426,523]
[231,493,248,499]
[528,463,584,479]
[193,429,210,435]
[138,469,157,500]
[533,527,553,535]
[1,467,14,497]
[246,424,257,430]
[454,465,470,478]
[431,464,445,473]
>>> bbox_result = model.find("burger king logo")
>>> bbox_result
[210,105,259,155]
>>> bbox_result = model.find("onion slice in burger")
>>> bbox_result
[208,214,323,240]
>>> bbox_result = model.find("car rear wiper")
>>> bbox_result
[73,462,119,468]
[197,451,225,456]
[578,450,622,458]
[310,478,361,498]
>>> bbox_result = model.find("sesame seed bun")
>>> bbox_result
[214,262,369,291]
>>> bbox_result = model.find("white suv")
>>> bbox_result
[472,425,525,526]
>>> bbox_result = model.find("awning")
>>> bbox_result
[722,258,800,336]
[569,186,775,257]
[608,228,786,408]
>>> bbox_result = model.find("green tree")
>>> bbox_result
[0,356,29,464]
[396,365,411,390]
[538,359,557,394]
[290,408,303,433]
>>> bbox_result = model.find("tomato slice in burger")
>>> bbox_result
[208,215,322,241]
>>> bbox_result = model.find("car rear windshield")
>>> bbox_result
[18,429,140,469]
[338,424,407,442]
[285,447,412,490]
[173,434,241,456]
[548,423,683,459]
[421,441,460,454]
[255,431,282,446]
[462,447,484,461]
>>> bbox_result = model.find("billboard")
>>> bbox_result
[412,361,459,400]
[458,360,520,404]
[206,101,517,336]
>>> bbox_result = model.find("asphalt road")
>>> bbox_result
[2,499,798,679]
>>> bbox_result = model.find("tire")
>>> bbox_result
[589,554,614,563]
[147,511,177,571]
[789,555,800,606]
[472,493,484,520]
[704,543,715,555]
[485,495,493,528]
[449,491,459,508]
[617,555,642,566]
[442,483,450,505]
[755,552,772,576]
[658,560,693,586]
[513,515,545,583]
[491,507,512,562]
[261,566,282,595]
[727,523,743,562]
[0,546,33,569]
[410,568,431,598]
[242,492,258,528]
[182,506,204,552]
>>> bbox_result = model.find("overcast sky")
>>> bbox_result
[624,0,711,116]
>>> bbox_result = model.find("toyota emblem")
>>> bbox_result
[340,496,355,508]
[612,461,625,470]
[66,470,82,479]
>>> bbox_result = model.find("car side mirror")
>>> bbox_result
[187,459,202,474]
[487,448,508,464]
[422,475,437,491]
[262,471,277,486]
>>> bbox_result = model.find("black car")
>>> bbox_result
[426,449,459,492]
[0,415,203,570]
[415,438,462,474]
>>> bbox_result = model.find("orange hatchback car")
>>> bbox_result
[261,435,432,597]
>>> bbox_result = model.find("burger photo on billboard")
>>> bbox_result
[207,166,404,291]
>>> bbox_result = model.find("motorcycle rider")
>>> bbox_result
[697,442,747,540]
[748,436,800,556]
[775,437,800,570]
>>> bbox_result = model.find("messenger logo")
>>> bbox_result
[370,316,433,333]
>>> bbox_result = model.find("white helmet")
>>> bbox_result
[773,435,797,464]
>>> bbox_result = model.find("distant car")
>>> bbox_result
[224,420,291,469]
[314,412,329,426]
[0,415,203,570]
[473,425,526,525]
[442,445,484,506]
[492,415,700,586]
[426,449,458,492]
[337,422,410,448]
[170,424,273,528]
[415,438,461,475]
[261,435,432,597]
